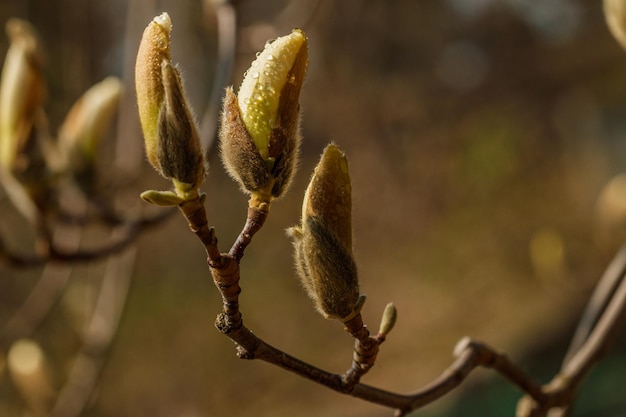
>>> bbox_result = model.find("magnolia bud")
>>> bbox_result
[0,18,45,171]
[135,13,205,196]
[220,29,308,205]
[287,144,360,320]
[135,12,170,170]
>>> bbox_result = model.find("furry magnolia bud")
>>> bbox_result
[287,144,360,321]
[135,12,205,197]
[220,29,308,205]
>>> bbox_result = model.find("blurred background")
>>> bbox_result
[1,0,626,416]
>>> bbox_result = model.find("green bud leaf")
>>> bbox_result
[140,189,185,206]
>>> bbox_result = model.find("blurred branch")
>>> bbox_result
[274,0,324,31]
[1,198,86,350]
[521,243,626,417]
[0,208,171,268]
[49,227,135,417]
[563,242,626,364]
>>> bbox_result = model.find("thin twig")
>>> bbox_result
[1,198,86,351]
[517,242,626,417]
[228,205,268,260]
[49,227,136,417]
[179,201,547,417]
[562,242,626,364]
[0,208,172,268]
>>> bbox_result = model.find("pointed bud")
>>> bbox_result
[135,12,170,170]
[135,13,205,197]
[220,29,308,205]
[287,144,360,320]
[0,19,45,171]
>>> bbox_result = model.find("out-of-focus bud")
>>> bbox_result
[58,77,123,192]
[287,144,360,321]
[0,18,45,171]
[7,339,55,414]
[220,29,308,207]
[605,0,626,50]
[135,13,205,199]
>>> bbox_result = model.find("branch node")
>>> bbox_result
[236,345,253,359]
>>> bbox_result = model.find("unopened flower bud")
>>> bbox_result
[135,12,205,197]
[135,13,170,169]
[0,18,45,171]
[287,144,360,320]
[220,29,308,205]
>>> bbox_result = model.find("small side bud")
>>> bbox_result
[135,13,206,200]
[378,302,397,336]
[287,144,360,321]
[220,29,308,206]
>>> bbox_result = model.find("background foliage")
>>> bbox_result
[1,1,626,416]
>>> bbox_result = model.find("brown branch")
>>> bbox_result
[179,199,549,417]
[516,243,626,417]
[49,227,136,417]
[228,205,268,260]
[341,313,381,387]
[1,206,85,350]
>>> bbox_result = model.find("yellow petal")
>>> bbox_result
[237,29,307,159]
